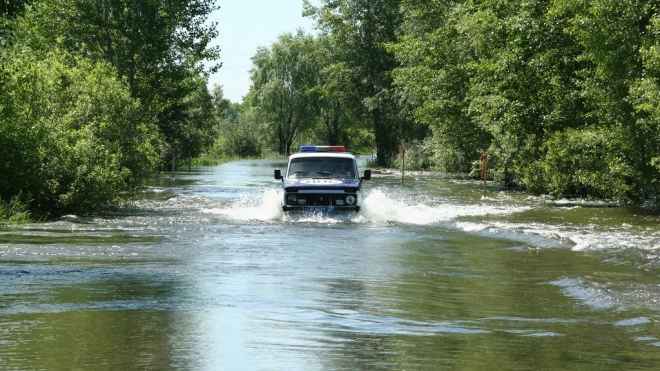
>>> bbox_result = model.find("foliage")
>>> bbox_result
[0,195,32,224]
[0,0,30,38]
[376,0,660,206]
[0,0,222,216]
[391,140,434,171]
[544,0,660,203]
[7,0,660,211]
[205,87,264,158]
[170,77,217,162]
[0,47,160,216]
[525,129,627,199]
[15,0,221,165]
[307,34,353,147]
[304,0,415,166]
[248,30,319,155]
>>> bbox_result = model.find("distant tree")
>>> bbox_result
[307,34,355,147]
[305,0,408,166]
[206,86,263,158]
[177,77,217,166]
[249,30,318,155]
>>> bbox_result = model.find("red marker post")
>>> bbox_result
[398,145,406,182]
[480,154,488,194]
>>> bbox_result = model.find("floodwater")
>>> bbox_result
[2,158,660,370]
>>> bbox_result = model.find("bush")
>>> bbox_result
[0,48,160,216]
[392,139,434,171]
[525,128,629,200]
[0,196,32,224]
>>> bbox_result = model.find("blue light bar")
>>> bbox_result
[300,145,345,152]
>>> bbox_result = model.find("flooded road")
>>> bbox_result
[2,158,660,370]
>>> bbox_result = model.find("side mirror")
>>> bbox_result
[362,169,371,181]
[274,169,283,180]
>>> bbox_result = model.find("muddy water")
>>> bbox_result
[2,158,660,370]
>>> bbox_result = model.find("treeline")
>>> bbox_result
[235,0,660,207]
[0,0,224,217]
[5,0,660,217]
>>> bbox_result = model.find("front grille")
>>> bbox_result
[301,194,333,206]
[289,193,356,206]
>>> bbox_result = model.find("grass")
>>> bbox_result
[0,196,32,224]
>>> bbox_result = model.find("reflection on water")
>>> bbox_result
[2,159,660,370]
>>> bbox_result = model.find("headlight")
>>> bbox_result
[286,194,298,205]
[345,195,356,205]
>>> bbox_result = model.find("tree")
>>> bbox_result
[0,0,30,42]
[391,0,490,172]
[0,47,160,215]
[177,77,217,166]
[16,0,221,161]
[305,0,408,166]
[309,34,351,146]
[209,86,263,158]
[0,0,30,20]
[547,0,660,202]
[392,0,588,180]
[249,30,319,155]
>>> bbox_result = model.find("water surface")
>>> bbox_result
[2,159,660,370]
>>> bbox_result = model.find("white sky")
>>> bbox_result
[206,0,317,103]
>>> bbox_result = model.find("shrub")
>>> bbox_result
[0,196,32,224]
[526,128,629,200]
[1,48,160,216]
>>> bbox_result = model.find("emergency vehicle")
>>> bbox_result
[274,145,371,212]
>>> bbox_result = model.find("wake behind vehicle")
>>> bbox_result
[274,145,371,213]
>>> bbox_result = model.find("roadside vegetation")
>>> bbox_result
[243,0,660,209]
[4,0,660,222]
[0,196,31,225]
[0,0,221,219]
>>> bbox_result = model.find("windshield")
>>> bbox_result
[287,158,356,179]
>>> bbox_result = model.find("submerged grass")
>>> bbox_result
[0,196,32,224]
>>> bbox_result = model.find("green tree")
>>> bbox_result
[0,0,30,43]
[466,0,586,184]
[16,0,221,162]
[391,0,489,172]
[172,77,217,168]
[208,86,263,158]
[547,0,660,203]
[309,34,351,146]
[305,0,408,166]
[392,0,587,179]
[249,30,319,155]
[0,48,160,215]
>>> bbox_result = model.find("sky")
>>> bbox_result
[206,0,317,103]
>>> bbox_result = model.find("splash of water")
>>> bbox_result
[205,188,283,221]
[196,184,660,253]
[361,188,530,225]
[204,186,536,226]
